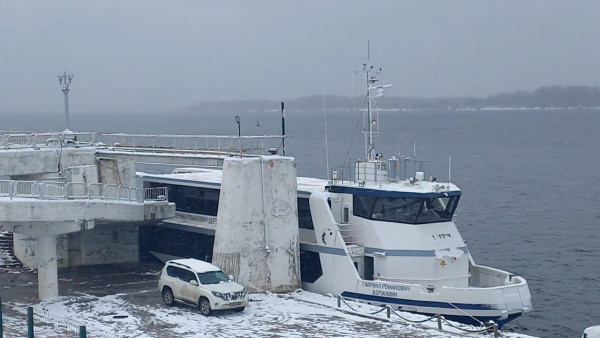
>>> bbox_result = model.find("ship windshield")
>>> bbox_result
[353,195,459,224]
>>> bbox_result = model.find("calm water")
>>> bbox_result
[4,108,600,337]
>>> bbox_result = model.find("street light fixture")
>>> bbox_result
[235,115,241,137]
[58,71,74,131]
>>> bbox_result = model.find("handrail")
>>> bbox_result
[0,131,285,156]
[0,180,167,203]
[335,294,499,336]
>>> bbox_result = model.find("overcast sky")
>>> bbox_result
[1,1,599,113]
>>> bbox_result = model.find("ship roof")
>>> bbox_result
[137,168,328,194]
[137,167,460,196]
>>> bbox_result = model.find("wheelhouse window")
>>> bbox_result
[298,197,314,229]
[353,195,459,224]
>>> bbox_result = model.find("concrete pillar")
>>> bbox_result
[260,156,301,292]
[213,156,300,293]
[37,235,58,300]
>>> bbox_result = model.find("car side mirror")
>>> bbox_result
[190,280,198,286]
[228,275,234,280]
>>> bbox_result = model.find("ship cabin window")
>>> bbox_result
[353,195,459,224]
[298,197,314,229]
[147,182,220,216]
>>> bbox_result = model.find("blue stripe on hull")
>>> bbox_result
[299,243,346,256]
[364,246,469,257]
[299,243,469,258]
[341,291,495,311]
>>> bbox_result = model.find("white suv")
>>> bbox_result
[158,258,248,316]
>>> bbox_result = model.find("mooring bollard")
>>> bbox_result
[436,314,442,330]
[27,307,34,338]
[337,295,341,308]
[79,325,87,338]
[386,306,391,319]
[493,323,499,338]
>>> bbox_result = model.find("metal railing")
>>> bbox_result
[335,294,500,337]
[1,298,118,338]
[0,180,167,203]
[1,131,285,157]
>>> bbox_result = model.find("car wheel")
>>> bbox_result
[234,307,245,312]
[199,297,212,316]
[162,288,175,307]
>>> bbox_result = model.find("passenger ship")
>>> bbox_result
[138,62,532,328]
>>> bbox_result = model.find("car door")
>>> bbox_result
[180,269,200,304]
[166,266,185,300]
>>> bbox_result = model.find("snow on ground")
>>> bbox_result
[2,289,537,338]
[0,262,536,337]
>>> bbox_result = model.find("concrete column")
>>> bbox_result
[37,235,59,300]
[213,156,300,293]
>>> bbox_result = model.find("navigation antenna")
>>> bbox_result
[58,71,74,131]
[358,48,392,161]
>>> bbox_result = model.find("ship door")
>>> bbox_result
[364,256,374,281]
[352,257,364,278]
[342,206,349,223]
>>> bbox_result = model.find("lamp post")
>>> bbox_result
[235,115,241,137]
[235,115,241,156]
[58,71,74,131]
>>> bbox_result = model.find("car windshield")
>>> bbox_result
[197,270,230,285]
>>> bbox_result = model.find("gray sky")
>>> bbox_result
[1,1,599,113]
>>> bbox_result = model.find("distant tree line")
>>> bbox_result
[180,85,600,114]
[481,85,600,109]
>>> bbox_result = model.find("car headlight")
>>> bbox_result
[212,291,226,300]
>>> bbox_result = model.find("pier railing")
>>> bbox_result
[0,180,167,203]
[1,298,118,338]
[1,131,285,157]
[335,294,500,337]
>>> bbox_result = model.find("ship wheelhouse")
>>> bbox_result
[327,185,461,225]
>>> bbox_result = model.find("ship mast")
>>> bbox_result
[359,60,392,162]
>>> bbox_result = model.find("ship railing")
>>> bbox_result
[145,186,168,201]
[469,263,513,287]
[337,222,364,246]
[0,180,167,203]
[328,167,348,184]
[353,160,389,185]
